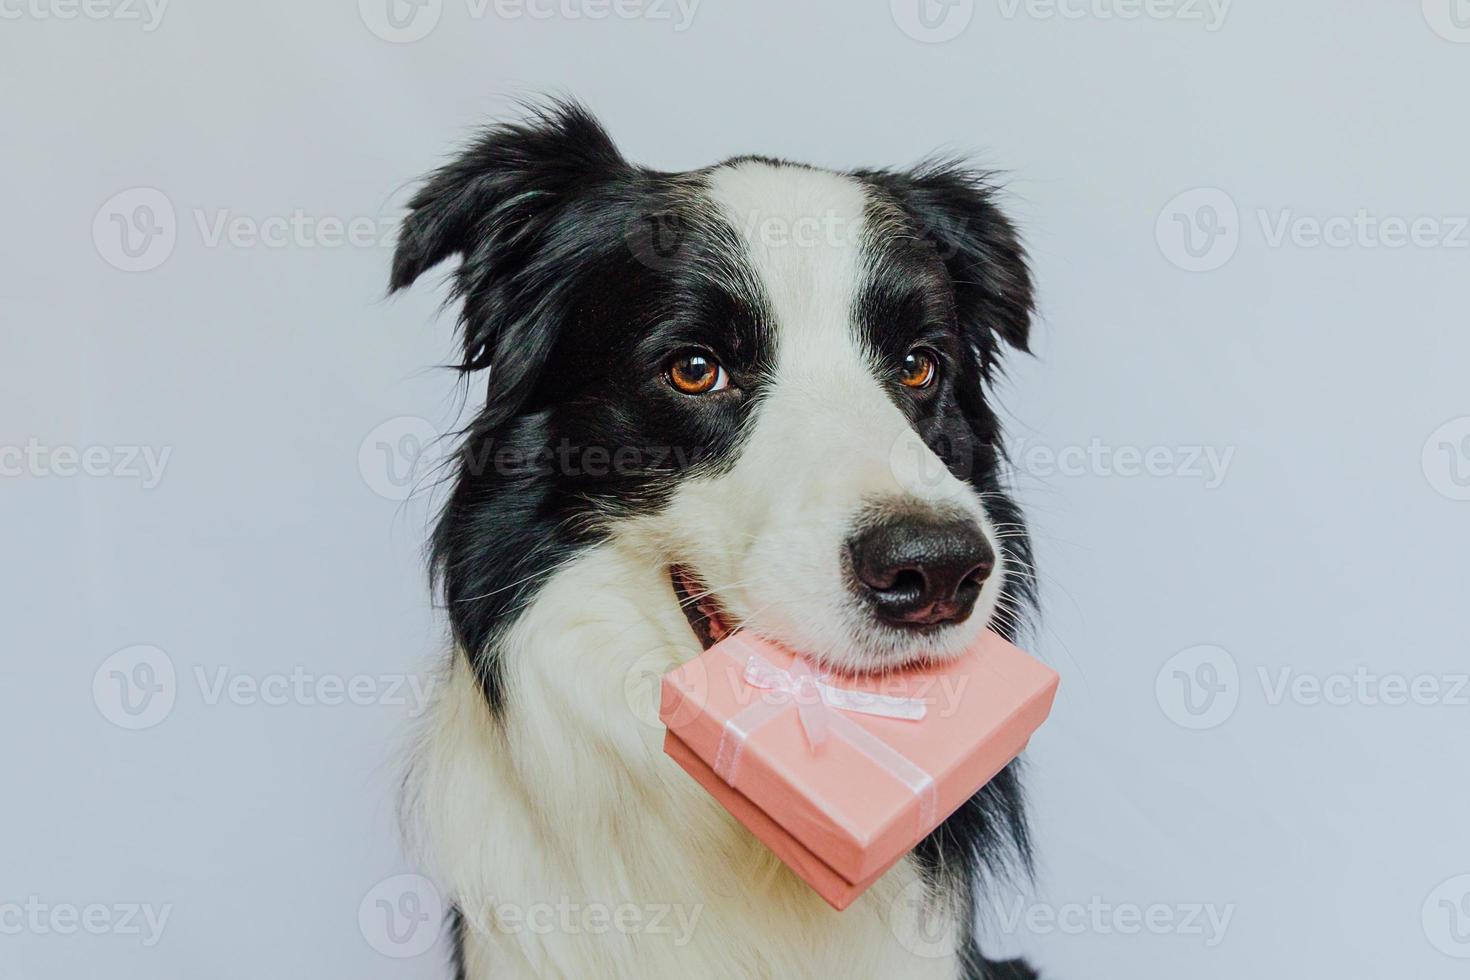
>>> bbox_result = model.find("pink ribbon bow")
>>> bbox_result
[711,649,938,831]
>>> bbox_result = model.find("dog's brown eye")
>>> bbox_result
[899,348,938,389]
[666,350,728,395]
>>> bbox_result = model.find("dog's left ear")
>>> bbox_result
[860,165,1034,372]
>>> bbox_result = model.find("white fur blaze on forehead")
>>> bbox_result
[703,161,966,505]
[703,162,887,444]
[704,161,871,349]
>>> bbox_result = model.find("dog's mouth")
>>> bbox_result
[670,565,733,651]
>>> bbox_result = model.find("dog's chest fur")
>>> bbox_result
[409,541,965,980]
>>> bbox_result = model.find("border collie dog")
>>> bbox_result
[392,101,1041,980]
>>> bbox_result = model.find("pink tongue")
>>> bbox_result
[674,567,730,645]
[698,594,729,643]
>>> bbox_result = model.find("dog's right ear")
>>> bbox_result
[390,100,630,419]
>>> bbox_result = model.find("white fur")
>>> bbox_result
[408,162,1006,978]
[657,161,1007,673]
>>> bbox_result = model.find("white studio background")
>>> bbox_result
[3,3,1468,978]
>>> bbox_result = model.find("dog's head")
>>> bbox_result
[392,102,1034,698]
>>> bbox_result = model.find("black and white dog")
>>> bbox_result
[392,101,1042,980]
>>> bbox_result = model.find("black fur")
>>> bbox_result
[391,100,1042,978]
[856,163,1041,980]
[391,101,775,711]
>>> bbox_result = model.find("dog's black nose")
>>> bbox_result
[847,513,995,628]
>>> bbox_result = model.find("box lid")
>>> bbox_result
[659,630,1058,884]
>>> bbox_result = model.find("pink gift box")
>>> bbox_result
[660,630,1059,910]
